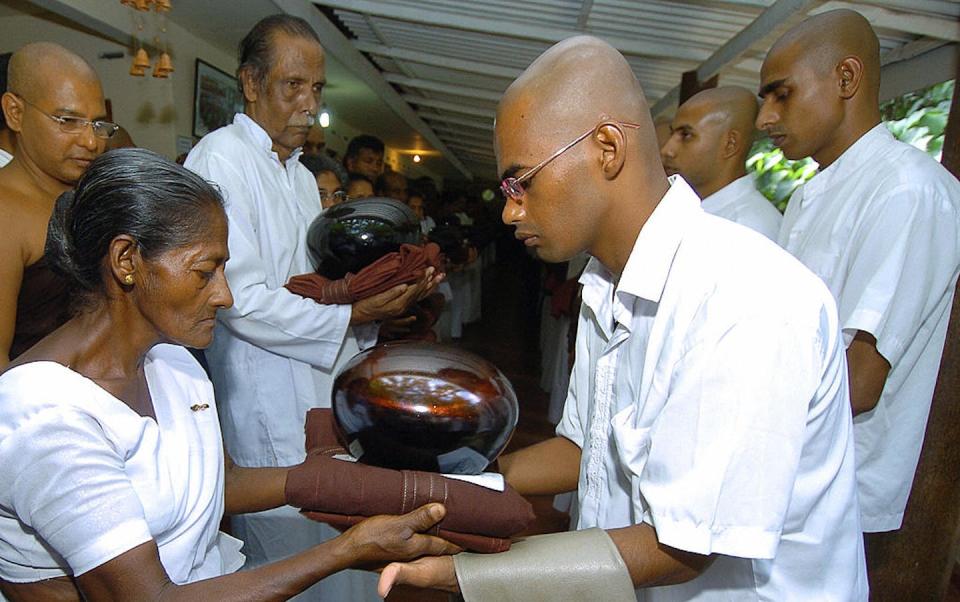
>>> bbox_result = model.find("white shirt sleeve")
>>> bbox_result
[0,408,153,576]
[616,311,823,560]
[838,184,959,366]
[188,150,352,370]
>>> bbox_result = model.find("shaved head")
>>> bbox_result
[2,42,106,186]
[768,9,880,97]
[8,43,100,101]
[661,86,758,197]
[757,9,883,166]
[497,35,660,174]
[496,36,668,274]
[682,87,758,147]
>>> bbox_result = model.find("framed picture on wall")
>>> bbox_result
[192,59,243,138]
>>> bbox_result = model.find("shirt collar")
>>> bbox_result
[700,174,755,214]
[802,123,890,203]
[233,112,303,166]
[617,175,698,304]
[579,176,700,332]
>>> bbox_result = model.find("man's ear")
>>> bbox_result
[836,56,865,100]
[594,123,627,181]
[722,129,741,160]
[2,92,24,134]
[239,67,260,104]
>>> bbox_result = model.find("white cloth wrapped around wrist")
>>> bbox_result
[453,528,635,601]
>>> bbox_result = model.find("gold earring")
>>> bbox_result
[123,274,134,285]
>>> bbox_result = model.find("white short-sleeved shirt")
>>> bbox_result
[700,174,782,240]
[557,177,867,600]
[0,148,11,168]
[0,344,244,583]
[778,124,960,532]
[186,114,375,468]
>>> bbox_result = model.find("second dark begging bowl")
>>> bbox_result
[306,197,421,280]
[331,341,519,475]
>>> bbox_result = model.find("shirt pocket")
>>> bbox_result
[610,405,653,523]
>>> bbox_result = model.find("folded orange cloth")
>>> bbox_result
[286,409,535,553]
[286,243,443,305]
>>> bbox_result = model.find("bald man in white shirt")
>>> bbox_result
[379,35,867,602]
[758,9,960,544]
[661,86,781,239]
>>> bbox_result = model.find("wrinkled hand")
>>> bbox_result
[350,268,444,325]
[339,503,461,571]
[378,555,459,598]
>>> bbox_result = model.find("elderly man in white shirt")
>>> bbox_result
[661,86,781,239]
[378,35,867,601]
[185,14,437,601]
[758,9,960,544]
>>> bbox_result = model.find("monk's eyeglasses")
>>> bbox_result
[14,94,119,140]
[500,120,644,201]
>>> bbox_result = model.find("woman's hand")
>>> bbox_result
[338,503,462,570]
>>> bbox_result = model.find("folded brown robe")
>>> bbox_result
[285,243,443,305]
[286,409,535,553]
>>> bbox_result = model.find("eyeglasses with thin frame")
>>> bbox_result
[320,190,348,205]
[14,94,119,140]
[500,120,644,201]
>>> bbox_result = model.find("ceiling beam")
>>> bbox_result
[355,42,522,79]
[384,74,503,103]
[813,1,960,42]
[577,0,595,29]
[438,142,494,155]
[311,0,712,62]
[418,112,494,131]
[402,95,496,120]
[880,42,958,102]
[435,133,494,148]
[881,38,948,65]
[651,0,819,116]
[23,0,164,53]
[272,0,472,178]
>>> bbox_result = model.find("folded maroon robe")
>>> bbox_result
[286,409,535,553]
[285,243,443,305]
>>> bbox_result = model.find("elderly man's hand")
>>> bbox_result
[350,268,443,325]
[378,555,459,597]
[338,503,461,571]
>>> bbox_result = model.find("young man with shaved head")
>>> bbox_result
[758,9,960,541]
[379,35,867,600]
[662,86,781,239]
[0,42,115,368]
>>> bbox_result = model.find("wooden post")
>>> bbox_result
[678,70,719,105]
[864,74,960,600]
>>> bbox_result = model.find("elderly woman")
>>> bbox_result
[0,149,456,601]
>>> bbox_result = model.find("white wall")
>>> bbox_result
[0,7,235,158]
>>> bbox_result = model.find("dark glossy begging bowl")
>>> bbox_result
[332,341,519,475]
[307,197,421,280]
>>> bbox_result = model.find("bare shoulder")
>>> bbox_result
[0,173,55,266]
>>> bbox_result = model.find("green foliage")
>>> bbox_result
[882,79,953,158]
[746,79,954,211]
[746,139,817,212]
